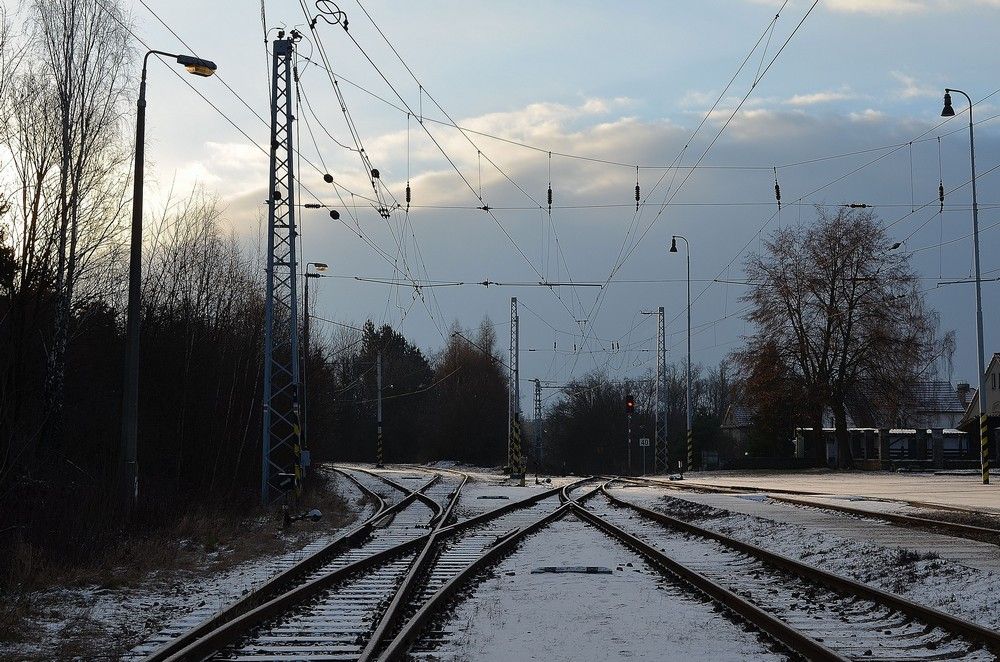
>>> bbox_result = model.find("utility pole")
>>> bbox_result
[670,235,693,472]
[302,262,327,466]
[533,378,543,471]
[940,89,989,485]
[261,32,303,504]
[627,413,632,476]
[642,307,668,473]
[121,50,216,513]
[376,350,384,467]
[655,306,668,474]
[509,298,524,483]
[625,394,635,476]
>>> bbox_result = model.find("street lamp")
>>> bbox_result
[121,50,217,513]
[940,88,990,485]
[302,261,329,456]
[669,235,693,473]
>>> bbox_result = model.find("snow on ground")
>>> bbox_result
[429,513,786,661]
[406,462,581,519]
[615,485,1000,631]
[2,468,372,661]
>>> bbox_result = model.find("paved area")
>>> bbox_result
[673,470,1000,514]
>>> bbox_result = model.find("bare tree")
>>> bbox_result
[34,0,132,437]
[738,208,940,467]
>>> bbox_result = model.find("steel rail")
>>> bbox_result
[375,480,601,661]
[636,476,1000,544]
[163,476,592,661]
[161,532,431,661]
[768,492,1000,541]
[602,483,1000,653]
[144,468,434,661]
[348,465,445,523]
[568,496,846,662]
[357,471,469,661]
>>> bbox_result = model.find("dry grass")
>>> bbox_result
[0,470,358,659]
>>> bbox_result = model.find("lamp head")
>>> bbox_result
[669,236,678,253]
[176,54,217,77]
[941,91,955,117]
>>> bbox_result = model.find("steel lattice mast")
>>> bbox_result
[261,34,303,504]
[533,378,543,470]
[508,298,524,480]
[654,306,668,474]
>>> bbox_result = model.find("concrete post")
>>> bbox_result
[915,428,928,461]
[878,428,891,469]
[932,428,944,469]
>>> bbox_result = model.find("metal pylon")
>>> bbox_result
[261,36,303,504]
[654,306,668,473]
[533,378,543,469]
[508,298,524,479]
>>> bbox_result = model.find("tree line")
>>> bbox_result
[0,0,512,575]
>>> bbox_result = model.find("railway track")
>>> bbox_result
[640,476,1000,544]
[142,469,1000,661]
[391,480,1000,661]
[152,468,588,661]
[140,467,442,661]
[581,482,1000,661]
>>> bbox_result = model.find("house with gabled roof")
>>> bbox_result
[957,353,1000,462]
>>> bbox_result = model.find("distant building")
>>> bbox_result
[720,404,752,448]
[723,379,976,468]
[956,353,1000,462]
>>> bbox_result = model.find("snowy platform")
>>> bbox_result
[676,469,1000,514]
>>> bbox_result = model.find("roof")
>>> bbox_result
[722,404,753,429]
[907,381,967,415]
[958,353,1000,429]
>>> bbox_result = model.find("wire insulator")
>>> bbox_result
[547,185,552,210]
[939,181,945,213]
[634,165,641,210]
[406,183,411,206]
[323,173,334,184]
[330,209,340,220]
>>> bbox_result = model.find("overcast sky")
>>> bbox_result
[122,0,1000,407]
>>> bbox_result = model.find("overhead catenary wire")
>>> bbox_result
[124,0,1000,394]
[307,1,587,334]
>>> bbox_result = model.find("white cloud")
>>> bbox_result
[786,89,857,106]
[891,71,938,99]
[825,0,927,14]
[849,108,885,122]
[747,0,1000,13]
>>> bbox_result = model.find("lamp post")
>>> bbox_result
[121,50,216,512]
[302,262,328,458]
[941,88,990,485]
[670,235,693,472]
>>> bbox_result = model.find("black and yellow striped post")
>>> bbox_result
[686,428,694,473]
[510,416,526,486]
[981,413,990,485]
[376,350,384,468]
[291,397,303,499]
